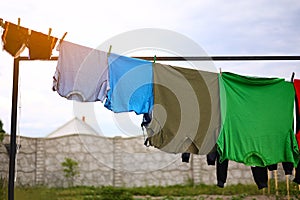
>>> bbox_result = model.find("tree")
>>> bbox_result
[0,120,5,143]
[61,157,80,187]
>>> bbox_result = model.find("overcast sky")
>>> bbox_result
[0,0,300,138]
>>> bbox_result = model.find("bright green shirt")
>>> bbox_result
[217,72,299,167]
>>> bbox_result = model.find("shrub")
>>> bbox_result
[0,119,5,143]
[61,157,80,187]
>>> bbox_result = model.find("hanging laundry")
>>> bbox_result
[267,164,278,171]
[181,152,190,163]
[251,166,268,189]
[141,113,152,128]
[267,162,294,175]
[104,53,153,114]
[206,150,229,188]
[217,72,299,167]
[52,41,108,102]
[1,22,28,57]
[293,79,300,150]
[207,150,268,189]
[206,150,218,165]
[294,164,300,184]
[293,79,300,184]
[282,162,294,175]
[144,63,221,154]
[27,30,57,60]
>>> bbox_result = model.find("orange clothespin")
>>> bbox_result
[48,28,52,40]
[17,18,20,30]
[59,32,68,44]
[0,18,4,29]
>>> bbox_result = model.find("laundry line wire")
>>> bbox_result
[14,55,300,62]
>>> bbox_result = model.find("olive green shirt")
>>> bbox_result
[146,63,221,154]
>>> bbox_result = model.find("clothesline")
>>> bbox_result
[13,55,300,61]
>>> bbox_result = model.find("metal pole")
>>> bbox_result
[8,58,20,200]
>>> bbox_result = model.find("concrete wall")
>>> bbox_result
[0,134,288,188]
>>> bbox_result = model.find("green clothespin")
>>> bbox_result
[153,55,156,63]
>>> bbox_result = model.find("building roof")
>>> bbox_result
[46,117,99,138]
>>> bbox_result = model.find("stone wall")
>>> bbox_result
[0,134,289,188]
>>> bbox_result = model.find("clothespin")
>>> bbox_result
[291,72,295,82]
[219,68,222,76]
[59,32,67,44]
[17,18,20,30]
[153,55,156,63]
[0,18,4,29]
[48,28,52,40]
[108,45,112,57]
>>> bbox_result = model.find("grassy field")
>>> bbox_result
[1,181,299,200]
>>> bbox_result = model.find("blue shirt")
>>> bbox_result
[105,53,153,114]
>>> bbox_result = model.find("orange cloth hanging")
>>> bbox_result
[26,30,58,60]
[1,22,28,57]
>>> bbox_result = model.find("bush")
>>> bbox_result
[0,119,5,143]
[61,158,80,187]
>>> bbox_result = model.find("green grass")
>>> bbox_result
[0,181,298,200]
